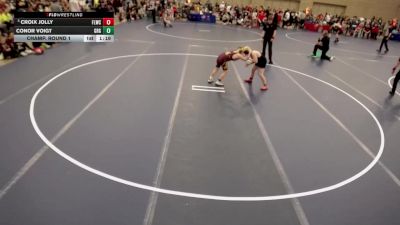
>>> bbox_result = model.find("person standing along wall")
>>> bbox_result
[149,0,156,23]
[377,21,391,53]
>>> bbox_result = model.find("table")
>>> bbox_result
[304,22,330,32]
[187,13,216,23]
[390,32,400,41]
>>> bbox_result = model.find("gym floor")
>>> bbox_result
[1,21,400,225]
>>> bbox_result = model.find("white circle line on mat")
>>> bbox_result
[285,32,397,58]
[146,23,262,43]
[30,53,385,201]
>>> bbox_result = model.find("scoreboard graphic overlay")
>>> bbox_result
[14,12,114,43]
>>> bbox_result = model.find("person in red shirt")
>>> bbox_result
[363,22,371,39]
[172,5,177,18]
[371,23,379,40]
[277,10,282,27]
[257,9,266,26]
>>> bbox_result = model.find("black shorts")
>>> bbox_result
[216,62,228,71]
[255,56,267,68]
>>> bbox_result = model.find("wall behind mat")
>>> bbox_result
[200,0,399,20]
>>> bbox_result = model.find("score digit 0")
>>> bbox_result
[102,26,114,34]
[103,18,114,26]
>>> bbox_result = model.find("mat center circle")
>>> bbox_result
[30,53,385,201]
[146,23,262,43]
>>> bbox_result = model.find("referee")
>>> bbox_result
[260,15,277,64]
[149,0,156,23]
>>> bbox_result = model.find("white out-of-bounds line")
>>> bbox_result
[285,33,312,46]
[346,58,379,63]
[0,147,47,200]
[336,57,390,86]
[277,51,392,65]
[0,54,88,105]
[231,63,310,225]
[145,24,261,43]
[277,63,400,188]
[326,70,400,121]
[388,76,400,96]
[189,44,221,51]
[192,88,225,93]
[192,85,225,90]
[190,44,205,48]
[340,57,393,65]
[143,47,191,225]
[198,30,211,32]
[0,44,153,201]
[220,23,263,36]
[171,21,264,36]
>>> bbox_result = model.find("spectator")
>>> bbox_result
[377,21,391,53]
[363,22,371,39]
[162,6,173,27]
[138,4,145,18]
[251,8,257,27]
[221,10,229,25]
[16,0,29,12]
[50,0,63,12]
[257,8,265,26]
[218,1,224,14]
[69,0,85,12]
[353,22,364,38]
[0,3,13,32]
[126,2,132,22]
[371,23,379,39]
[283,9,290,28]
[298,10,306,29]
[1,34,17,59]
